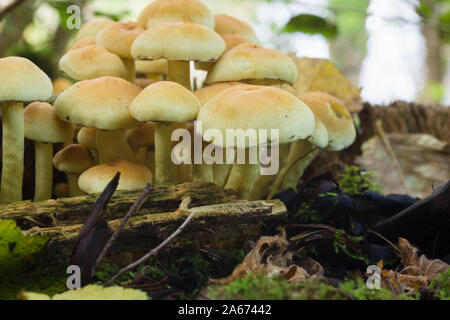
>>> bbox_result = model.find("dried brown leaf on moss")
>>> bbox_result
[289,54,362,113]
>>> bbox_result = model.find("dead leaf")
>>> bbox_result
[289,54,362,113]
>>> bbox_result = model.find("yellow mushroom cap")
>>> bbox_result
[67,37,97,52]
[131,22,225,62]
[205,43,298,85]
[0,57,52,102]
[137,0,214,29]
[298,91,356,151]
[134,78,158,89]
[135,59,167,75]
[59,44,127,80]
[96,21,145,59]
[126,122,156,150]
[78,160,152,194]
[214,14,259,44]
[75,18,114,42]
[194,82,245,105]
[197,84,315,149]
[52,78,73,95]
[24,102,74,143]
[130,81,200,122]
[53,144,95,174]
[55,76,142,130]
[308,118,329,148]
[77,127,97,150]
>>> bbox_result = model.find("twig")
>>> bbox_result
[106,197,194,286]
[92,182,154,278]
[374,119,410,194]
[0,0,26,21]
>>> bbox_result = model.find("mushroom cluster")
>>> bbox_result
[0,0,356,203]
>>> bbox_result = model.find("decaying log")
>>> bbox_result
[0,182,236,229]
[24,200,287,260]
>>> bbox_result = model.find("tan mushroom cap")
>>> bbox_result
[135,60,167,75]
[55,76,142,130]
[126,122,156,151]
[197,85,315,149]
[96,21,145,59]
[52,78,72,95]
[214,14,259,43]
[67,37,96,52]
[53,144,95,174]
[298,91,356,151]
[130,81,200,123]
[0,57,52,102]
[77,127,97,150]
[308,118,329,148]
[194,82,245,105]
[75,18,114,41]
[205,43,298,85]
[24,102,74,143]
[131,22,226,62]
[137,0,214,29]
[134,78,158,89]
[78,160,152,194]
[59,44,126,80]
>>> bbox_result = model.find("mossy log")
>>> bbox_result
[24,200,287,260]
[0,182,236,229]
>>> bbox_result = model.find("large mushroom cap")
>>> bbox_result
[135,59,167,75]
[0,57,52,102]
[131,22,225,62]
[130,81,200,122]
[96,21,145,59]
[205,43,298,85]
[75,18,113,41]
[24,102,74,143]
[59,44,126,80]
[54,76,142,130]
[197,84,315,148]
[194,82,245,105]
[137,0,214,29]
[78,160,152,194]
[298,91,356,151]
[53,144,95,174]
[214,14,259,43]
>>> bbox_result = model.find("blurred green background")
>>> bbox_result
[0,0,449,105]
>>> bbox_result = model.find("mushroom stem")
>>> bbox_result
[248,143,290,200]
[34,141,53,202]
[96,129,126,164]
[0,101,24,203]
[225,148,260,199]
[144,147,155,182]
[167,60,191,90]
[123,58,136,82]
[154,122,177,184]
[67,173,84,196]
[267,140,315,200]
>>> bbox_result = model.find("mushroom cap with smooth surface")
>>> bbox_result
[67,37,97,52]
[130,81,200,122]
[78,160,152,194]
[24,102,74,143]
[52,78,73,95]
[194,82,245,105]
[96,21,145,59]
[308,118,329,148]
[214,14,259,43]
[0,57,52,102]
[53,144,95,174]
[75,18,113,41]
[55,76,142,130]
[59,44,127,80]
[298,91,356,151]
[197,85,315,149]
[126,122,156,150]
[205,43,298,85]
[137,0,214,29]
[131,22,225,62]
[134,78,158,89]
[77,127,97,150]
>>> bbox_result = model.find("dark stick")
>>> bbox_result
[106,197,194,286]
[92,182,154,278]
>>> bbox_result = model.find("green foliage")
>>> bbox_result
[282,14,338,39]
[339,278,415,300]
[337,165,383,195]
[430,268,450,300]
[292,202,323,223]
[332,229,369,264]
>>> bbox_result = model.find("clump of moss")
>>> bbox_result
[292,202,323,223]
[339,278,415,300]
[337,165,383,195]
[333,229,369,265]
[430,269,450,300]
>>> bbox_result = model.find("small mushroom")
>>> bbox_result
[53,144,96,196]
[77,127,98,163]
[0,57,52,203]
[214,14,259,43]
[24,102,74,201]
[126,122,156,177]
[74,18,113,42]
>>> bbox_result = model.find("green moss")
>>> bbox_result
[332,229,369,264]
[292,202,323,223]
[339,278,415,300]
[337,165,383,195]
[430,269,450,300]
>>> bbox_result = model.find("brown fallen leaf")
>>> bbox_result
[289,54,362,113]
